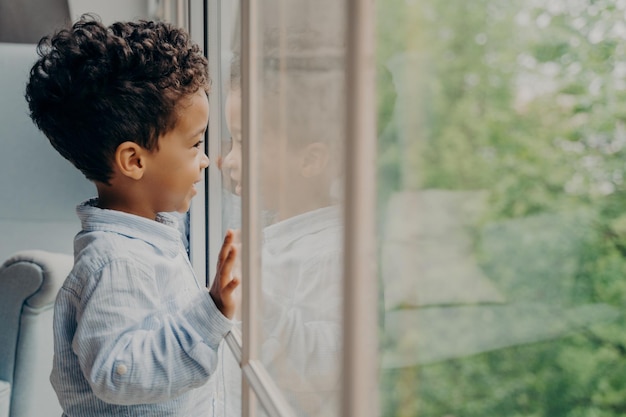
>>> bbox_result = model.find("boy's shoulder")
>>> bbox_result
[71,229,152,276]
[58,229,154,300]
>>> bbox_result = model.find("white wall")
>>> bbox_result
[67,0,151,24]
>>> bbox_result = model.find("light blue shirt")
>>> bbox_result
[218,206,343,417]
[51,199,233,417]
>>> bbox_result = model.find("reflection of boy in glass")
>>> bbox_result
[218,59,343,417]
[25,17,239,417]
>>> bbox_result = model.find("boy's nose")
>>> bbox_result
[200,152,210,169]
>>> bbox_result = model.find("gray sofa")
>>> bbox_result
[0,250,71,417]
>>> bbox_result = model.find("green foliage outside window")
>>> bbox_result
[378,0,626,416]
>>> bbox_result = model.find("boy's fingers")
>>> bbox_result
[217,230,234,264]
[217,245,237,286]
[210,245,232,282]
[218,246,237,272]
[222,277,240,295]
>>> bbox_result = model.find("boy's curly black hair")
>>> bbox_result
[25,16,210,184]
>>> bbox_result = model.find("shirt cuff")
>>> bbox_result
[184,290,234,348]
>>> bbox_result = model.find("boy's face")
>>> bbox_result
[142,89,210,214]
[223,89,243,196]
[222,89,294,212]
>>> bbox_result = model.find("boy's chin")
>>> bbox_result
[173,199,193,214]
[176,202,192,214]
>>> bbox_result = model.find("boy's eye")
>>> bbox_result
[193,140,204,148]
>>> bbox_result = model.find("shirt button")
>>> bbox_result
[116,364,128,376]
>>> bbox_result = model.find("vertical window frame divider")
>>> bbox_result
[240,0,261,415]
[162,0,172,23]
[206,0,224,281]
[342,0,379,416]
[188,0,208,282]
[176,0,187,28]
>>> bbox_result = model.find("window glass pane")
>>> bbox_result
[221,0,242,236]
[212,0,243,413]
[220,0,346,415]
[379,1,626,416]
[258,1,346,415]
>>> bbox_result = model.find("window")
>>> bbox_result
[203,0,626,416]
[202,0,377,416]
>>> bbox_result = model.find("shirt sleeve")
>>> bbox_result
[73,257,232,405]
[260,249,342,394]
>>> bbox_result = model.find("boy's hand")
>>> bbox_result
[209,230,240,319]
[230,229,242,320]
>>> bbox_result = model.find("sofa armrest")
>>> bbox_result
[0,380,11,417]
[0,250,71,417]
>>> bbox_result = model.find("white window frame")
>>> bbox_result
[341,0,378,414]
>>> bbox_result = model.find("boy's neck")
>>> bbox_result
[96,182,158,220]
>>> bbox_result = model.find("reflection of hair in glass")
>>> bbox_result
[229,54,241,90]
[26,16,210,184]
[227,52,344,153]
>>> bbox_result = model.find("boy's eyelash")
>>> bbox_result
[194,140,204,148]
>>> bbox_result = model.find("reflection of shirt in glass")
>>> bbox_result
[216,205,343,417]
[51,199,233,417]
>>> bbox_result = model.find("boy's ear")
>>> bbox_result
[301,142,329,178]
[114,141,146,180]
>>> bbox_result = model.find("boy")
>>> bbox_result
[25,17,239,416]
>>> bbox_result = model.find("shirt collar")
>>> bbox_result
[263,205,342,255]
[76,198,182,257]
